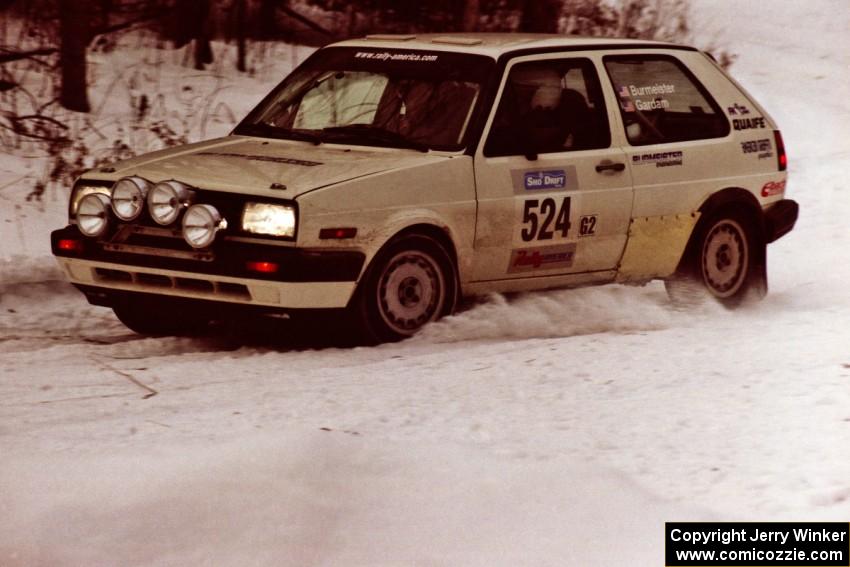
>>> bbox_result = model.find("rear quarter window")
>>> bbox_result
[603,54,730,146]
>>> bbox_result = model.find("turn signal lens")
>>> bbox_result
[246,261,279,274]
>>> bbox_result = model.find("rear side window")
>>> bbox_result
[603,55,729,146]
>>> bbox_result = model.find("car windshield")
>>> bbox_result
[235,46,495,151]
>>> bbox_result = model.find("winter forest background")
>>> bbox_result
[1,0,724,206]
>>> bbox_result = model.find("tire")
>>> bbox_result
[666,211,766,308]
[113,298,211,336]
[353,234,457,343]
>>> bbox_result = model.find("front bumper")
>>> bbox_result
[764,199,799,243]
[51,226,364,309]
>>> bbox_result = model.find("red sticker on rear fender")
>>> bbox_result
[761,180,786,197]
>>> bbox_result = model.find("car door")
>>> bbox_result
[470,54,633,285]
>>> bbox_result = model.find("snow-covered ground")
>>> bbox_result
[2,1,850,565]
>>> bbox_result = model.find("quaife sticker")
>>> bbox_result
[507,243,577,273]
[733,117,766,131]
[510,166,577,194]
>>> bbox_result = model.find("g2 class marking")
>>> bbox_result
[520,197,571,242]
[579,215,597,237]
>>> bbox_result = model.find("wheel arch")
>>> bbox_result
[677,187,766,272]
[350,221,461,308]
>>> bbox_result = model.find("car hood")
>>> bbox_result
[86,136,450,199]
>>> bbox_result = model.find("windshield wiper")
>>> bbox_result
[237,123,322,145]
[322,125,429,152]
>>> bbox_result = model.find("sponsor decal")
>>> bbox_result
[579,214,597,237]
[621,99,636,112]
[510,166,577,194]
[354,51,438,62]
[617,85,631,99]
[631,151,684,168]
[741,138,774,159]
[732,117,766,131]
[197,152,322,166]
[727,103,751,115]
[523,170,566,191]
[507,243,577,273]
[761,180,786,197]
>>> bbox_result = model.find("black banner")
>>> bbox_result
[666,522,849,566]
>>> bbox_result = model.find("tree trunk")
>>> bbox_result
[58,0,90,112]
[463,0,479,32]
[520,0,560,34]
[235,0,246,72]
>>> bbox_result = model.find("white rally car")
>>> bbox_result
[52,33,798,342]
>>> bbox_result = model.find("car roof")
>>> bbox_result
[329,33,686,59]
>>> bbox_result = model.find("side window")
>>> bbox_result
[484,58,611,157]
[603,55,730,145]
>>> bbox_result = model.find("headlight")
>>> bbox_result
[182,204,226,249]
[76,193,111,237]
[110,176,151,221]
[148,180,194,225]
[241,202,296,238]
[69,183,111,220]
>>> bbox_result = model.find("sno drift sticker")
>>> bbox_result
[507,243,577,273]
[511,166,577,194]
[631,151,683,168]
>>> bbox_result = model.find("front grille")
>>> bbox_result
[94,268,250,299]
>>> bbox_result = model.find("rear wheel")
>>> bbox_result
[354,234,457,343]
[666,212,765,308]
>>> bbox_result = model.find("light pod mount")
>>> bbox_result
[110,176,151,221]
[182,204,226,249]
[147,180,194,225]
[76,193,111,237]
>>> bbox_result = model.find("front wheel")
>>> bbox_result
[666,212,765,308]
[353,234,457,343]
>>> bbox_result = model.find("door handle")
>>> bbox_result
[595,161,626,173]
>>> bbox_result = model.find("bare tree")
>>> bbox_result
[58,0,90,112]
[234,0,246,72]
[462,0,479,32]
[520,0,560,33]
